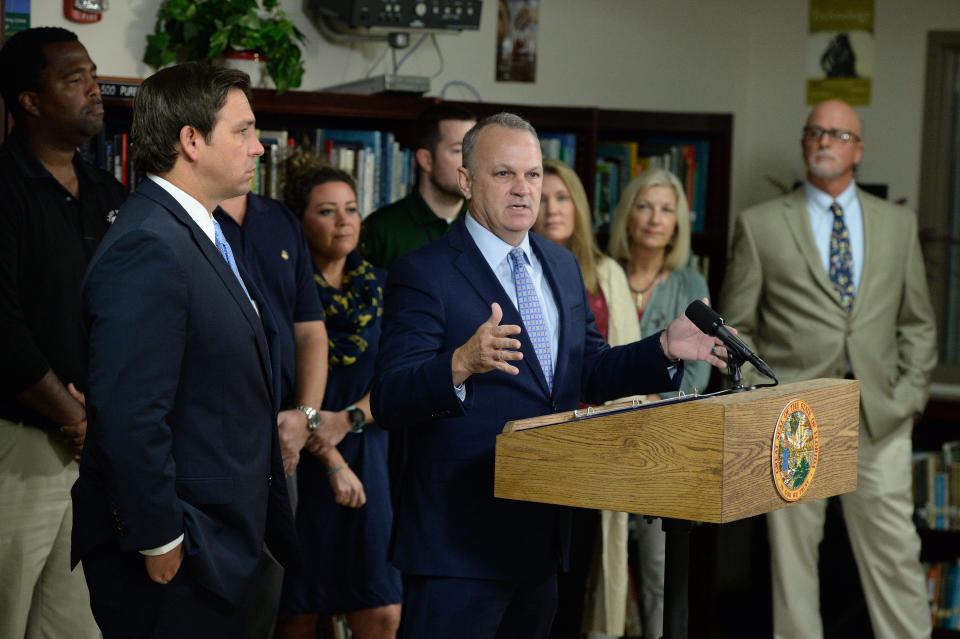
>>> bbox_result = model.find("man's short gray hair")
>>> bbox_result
[461,112,539,173]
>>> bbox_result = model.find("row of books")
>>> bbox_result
[79,124,712,239]
[80,125,419,217]
[914,441,960,531]
[251,129,292,202]
[313,129,417,218]
[80,129,139,190]
[927,561,960,630]
[594,140,709,232]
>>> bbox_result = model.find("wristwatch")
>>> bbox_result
[296,405,321,432]
[345,405,365,434]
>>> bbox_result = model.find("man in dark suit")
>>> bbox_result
[72,63,298,637]
[371,112,728,639]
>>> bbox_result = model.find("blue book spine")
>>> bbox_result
[936,472,948,530]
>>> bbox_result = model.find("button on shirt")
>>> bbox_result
[805,180,864,292]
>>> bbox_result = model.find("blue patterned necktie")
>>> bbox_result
[828,201,855,312]
[212,219,255,307]
[508,247,553,391]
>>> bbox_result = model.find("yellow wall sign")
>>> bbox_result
[806,0,874,106]
[772,399,821,502]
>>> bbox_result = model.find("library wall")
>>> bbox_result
[29,0,960,223]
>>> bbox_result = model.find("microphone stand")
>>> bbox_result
[728,353,746,392]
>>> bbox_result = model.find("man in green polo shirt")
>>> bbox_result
[362,103,476,268]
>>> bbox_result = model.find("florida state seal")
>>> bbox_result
[772,399,820,502]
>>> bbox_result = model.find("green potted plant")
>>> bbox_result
[143,0,306,94]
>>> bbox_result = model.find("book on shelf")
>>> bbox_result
[914,442,960,531]
[926,560,960,630]
[80,127,139,191]
[644,138,710,234]
[594,139,710,233]
[314,128,415,217]
[593,160,616,228]
[540,132,577,166]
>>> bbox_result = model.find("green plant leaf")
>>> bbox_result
[144,0,305,91]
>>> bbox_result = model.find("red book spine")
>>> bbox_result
[120,132,129,188]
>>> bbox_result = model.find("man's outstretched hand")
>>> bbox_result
[662,298,729,368]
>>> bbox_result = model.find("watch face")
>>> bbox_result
[349,409,365,430]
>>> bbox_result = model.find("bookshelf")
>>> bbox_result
[96,79,733,298]
[914,398,960,636]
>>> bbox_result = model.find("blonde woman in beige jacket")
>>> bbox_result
[534,159,639,639]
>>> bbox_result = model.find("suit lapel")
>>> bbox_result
[850,188,877,320]
[781,190,845,309]
[137,180,274,387]
[449,221,551,397]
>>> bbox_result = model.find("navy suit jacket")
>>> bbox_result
[371,218,678,581]
[71,178,297,605]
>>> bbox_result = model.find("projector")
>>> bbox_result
[306,0,482,32]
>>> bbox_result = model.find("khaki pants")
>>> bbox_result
[0,418,100,639]
[768,420,931,639]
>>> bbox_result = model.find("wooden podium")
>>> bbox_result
[494,378,860,638]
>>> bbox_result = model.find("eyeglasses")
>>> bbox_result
[802,126,861,143]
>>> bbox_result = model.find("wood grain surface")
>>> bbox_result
[494,378,860,523]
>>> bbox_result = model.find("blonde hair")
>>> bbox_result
[541,159,603,295]
[608,169,691,271]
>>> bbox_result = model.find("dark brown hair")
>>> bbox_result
[131,62,252,174]
[416,102,476,154]
[284,161,357,218]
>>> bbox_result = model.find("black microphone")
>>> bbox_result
[684,300,777,381]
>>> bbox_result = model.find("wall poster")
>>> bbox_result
[806,0,874,106]
[496,0,538,83]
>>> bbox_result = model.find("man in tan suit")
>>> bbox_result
[720,99,936,639]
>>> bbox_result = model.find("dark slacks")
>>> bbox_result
[81,542,240,639]
[400,572,558,639]
[550,508,600,639]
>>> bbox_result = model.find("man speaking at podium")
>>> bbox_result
[720,99,937,639]
[372,112,728,638]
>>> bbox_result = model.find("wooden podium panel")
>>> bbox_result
[494,378,859,524]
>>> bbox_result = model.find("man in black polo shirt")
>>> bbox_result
[361,103,476,268]
[0,27,124,638]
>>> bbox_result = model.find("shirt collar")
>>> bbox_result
[409,189,467,226]
[464,212,534,274]
[804,179,858,214]
[6,129,110,186]
[147,174,216,245]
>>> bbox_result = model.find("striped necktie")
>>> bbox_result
[828,201,855,312]
[508,247,553,391]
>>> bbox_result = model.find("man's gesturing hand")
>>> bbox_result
[451,303,524,386]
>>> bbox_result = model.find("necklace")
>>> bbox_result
[629,265,665,307]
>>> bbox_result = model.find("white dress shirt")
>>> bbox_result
[148,174,216,244]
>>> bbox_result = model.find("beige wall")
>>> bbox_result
[28,0,960,218]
